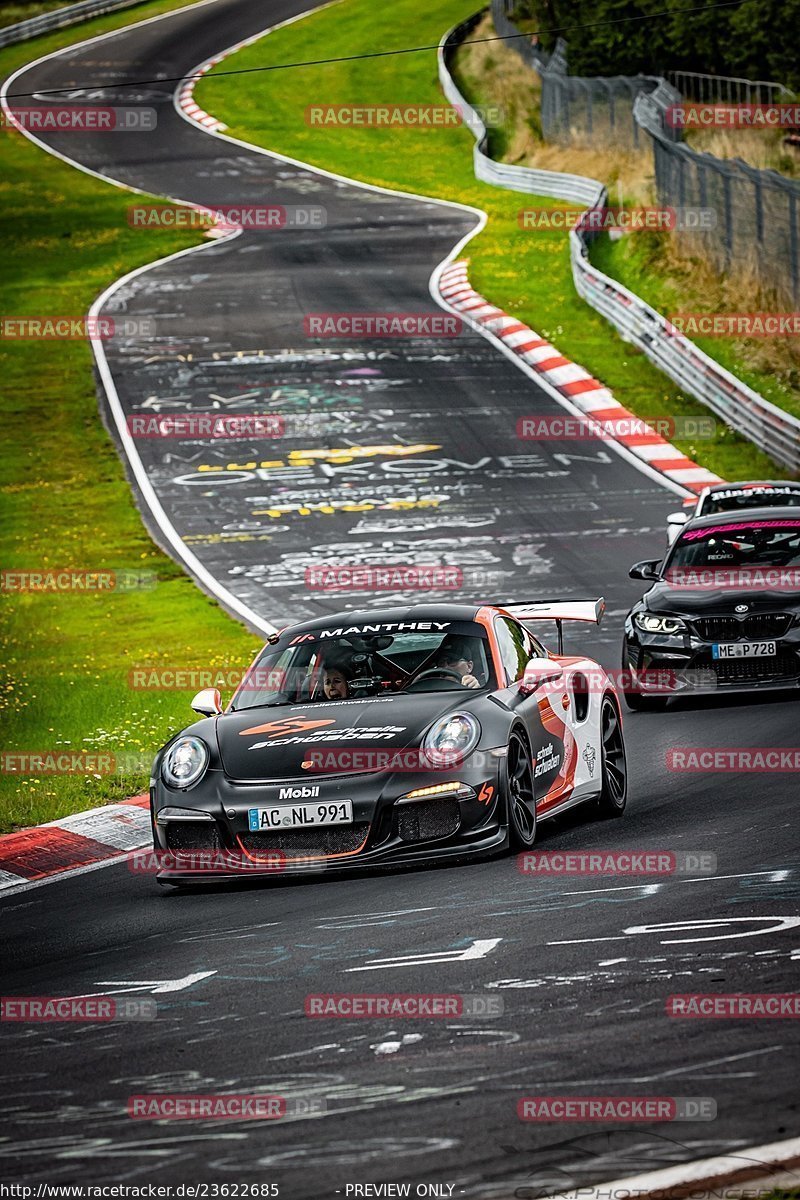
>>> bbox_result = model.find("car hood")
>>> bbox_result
[643,580,800,617]
[215,691,482,781]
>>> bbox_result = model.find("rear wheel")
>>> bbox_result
[505,730,537,849]
[597,697,627,817]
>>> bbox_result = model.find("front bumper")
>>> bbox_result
[149,754,507,882]
[623,620,800,696]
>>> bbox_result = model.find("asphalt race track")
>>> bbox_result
[1,0,799,1193]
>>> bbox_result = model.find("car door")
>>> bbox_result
[492,616,578,814]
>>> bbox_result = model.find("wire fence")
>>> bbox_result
[491,4,800,301]
[490,0,659,148]
[540,45,660,149]
[635,83,800,302]
[440,17,800,472]
[490,0,549,71]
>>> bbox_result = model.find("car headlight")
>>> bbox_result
[634,612,687,635]
[161,737,209,790]
[422,713,481,767]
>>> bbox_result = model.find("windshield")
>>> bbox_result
[665,519,800,575]
[705,487,800,514]
[230,622,494,711]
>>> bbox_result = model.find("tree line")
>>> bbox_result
[513,0,800,92]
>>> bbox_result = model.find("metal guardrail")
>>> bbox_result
[439,16,603,208]
[0,0,145,49]
[439,19,800,473]
[668,70,794,105]
[570,237,800,470]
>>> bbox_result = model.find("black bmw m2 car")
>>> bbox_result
[623,507,800,708]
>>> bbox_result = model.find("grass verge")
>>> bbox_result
[0,0,259,832]
[196,0,785,489]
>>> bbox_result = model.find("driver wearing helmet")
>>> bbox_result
[433,635,480,689]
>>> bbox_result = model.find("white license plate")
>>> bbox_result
[712,641,777,659]
[248,801,353,832]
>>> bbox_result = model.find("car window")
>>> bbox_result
[231,624,495,710]
[704,488,800,514]
[666,519,800,572]
[494,617,542,684]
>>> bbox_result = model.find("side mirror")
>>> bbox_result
[519,659,563,697]
[629,559,662,581]
[667,511,688,528]
[191,687,222,716]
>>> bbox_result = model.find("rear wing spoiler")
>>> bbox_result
[499,598,605,654]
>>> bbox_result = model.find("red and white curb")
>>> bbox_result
[177,57,243,239]
[439,260,724,495]
[177,54,228,134]
[550,1133,800,1200]
[0,795,150,893]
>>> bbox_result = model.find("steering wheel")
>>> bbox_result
[410,667,463,685]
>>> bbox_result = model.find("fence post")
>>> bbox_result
[722,168,733,267]
[790,192,799,304]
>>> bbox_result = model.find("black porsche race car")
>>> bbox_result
[623,506,800,708]
[149,601,627,885]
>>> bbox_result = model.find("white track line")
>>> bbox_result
[0,851,136,900]
[173,10,696,499]
[1,0,276,635]
[551,1134,800,1200]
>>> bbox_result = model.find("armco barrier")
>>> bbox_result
[438,19,800,474]
[440,15,603,208]
[0,0,146,48]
